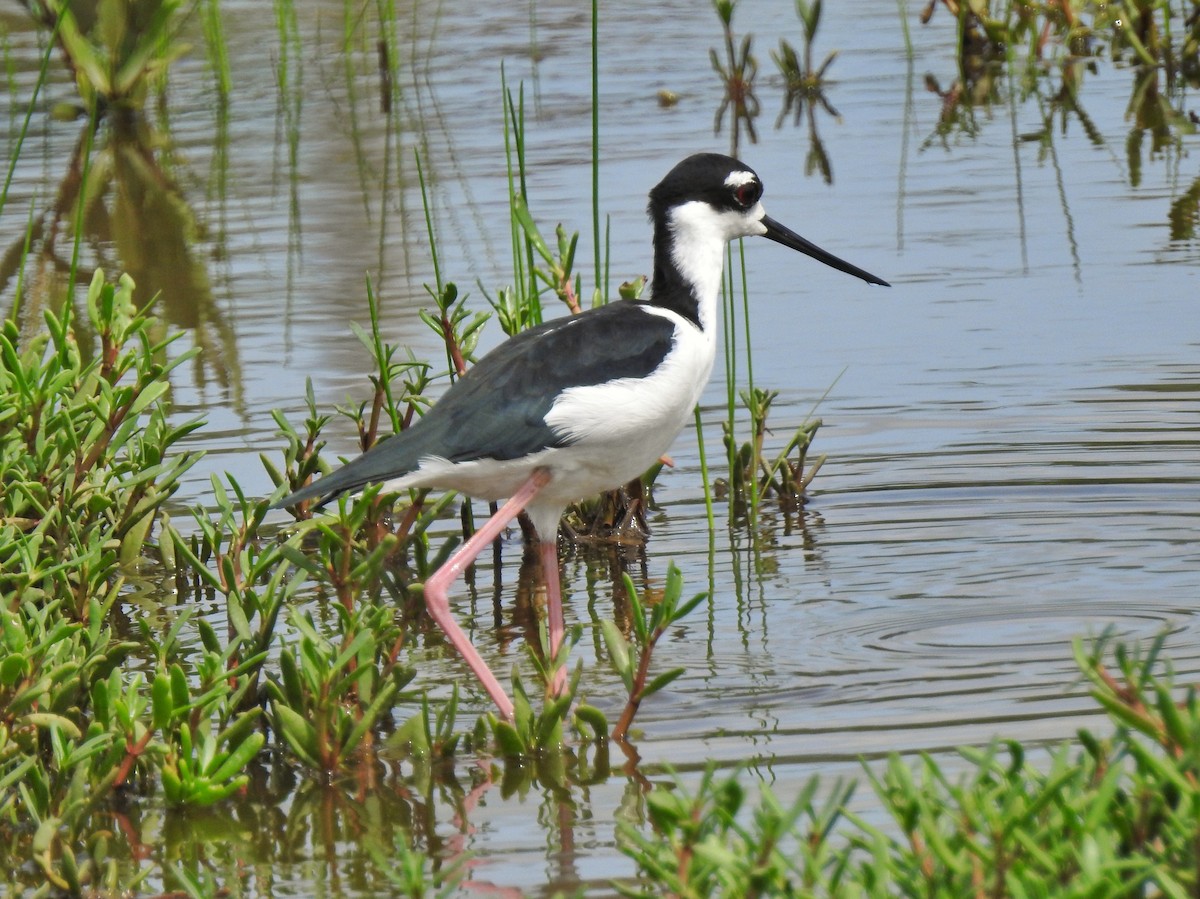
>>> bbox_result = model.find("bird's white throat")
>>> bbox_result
[664,199,767,335]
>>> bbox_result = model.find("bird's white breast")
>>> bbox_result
[542,306,715,495]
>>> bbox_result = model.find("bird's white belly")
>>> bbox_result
[383,434,673,525]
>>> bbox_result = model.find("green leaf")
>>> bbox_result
[278,649,304,709]
[535,695,571,750]
[208,731,265,783]
[599,619,632,688]
[151,672,173,731]
[490,717,528,758]
[674,591,708,624]
[0,653,29,686]
[161,765,183,804]
[196,617,221,654]
[511,195,554,265]
[169,664,190,711]
[1156,683,1190,748]
[642,667,685,700]
[56,11,111,98]
[21,713,83,740]
[390,712,432,759]
[573,703,608,738]
[91,676,110,727]
[624,573,648,645]
[271,702,321,769]
[341,682,399,759]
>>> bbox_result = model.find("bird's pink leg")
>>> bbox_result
[422,469,551,722]
[540,537,567,697]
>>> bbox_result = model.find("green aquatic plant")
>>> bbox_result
[615,634,1200,898]
[488,663,579,759]
[769,0,840,182]
[619,767,855,897]
[711,0,760,154]
[18,0,187,115]
[6,1,1200,894]
[0,270,200,606]
[267,600,413,772]
[0,271,252,892]
[512,194,586,314]
[199,0,230,105]
[2,10,238,403]
[2,183,1199,899]
[144,641,267,808]
[910,0,1200,185]
[601,563,707,743]
[772,0,841,127]
[721,388,826,516]
[918,0,1200,77]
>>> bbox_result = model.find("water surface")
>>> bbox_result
[3,0,1199,893]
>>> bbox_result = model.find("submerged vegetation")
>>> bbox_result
[1,0,1199,895]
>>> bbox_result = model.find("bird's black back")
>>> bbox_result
[277,301,676,507]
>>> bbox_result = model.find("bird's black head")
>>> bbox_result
[647,153,889,288]
[647,153,763,224]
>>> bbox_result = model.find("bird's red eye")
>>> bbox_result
[734,182,760,207]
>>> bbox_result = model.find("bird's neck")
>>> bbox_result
[648,212,728,334]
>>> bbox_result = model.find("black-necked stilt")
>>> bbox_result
[276,153,888,721]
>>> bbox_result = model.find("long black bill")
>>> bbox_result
[761,215,890,287]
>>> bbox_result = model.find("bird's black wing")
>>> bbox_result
[275,301,675,507]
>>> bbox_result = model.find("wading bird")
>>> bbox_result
[276,153,889,721]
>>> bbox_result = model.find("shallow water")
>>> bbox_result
[3,0,1200,893]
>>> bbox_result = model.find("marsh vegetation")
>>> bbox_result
[3,0,1200,894]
